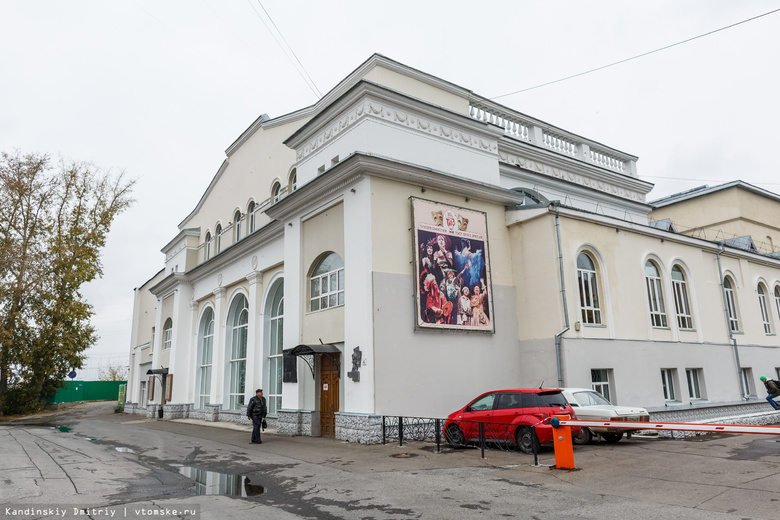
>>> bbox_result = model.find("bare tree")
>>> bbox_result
[98,362,129,382]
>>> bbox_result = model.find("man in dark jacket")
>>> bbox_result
[247,389,267,443]
[760,376,780,410]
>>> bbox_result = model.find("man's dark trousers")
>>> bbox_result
[251,417,263,443]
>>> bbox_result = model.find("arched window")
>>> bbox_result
[576,252,601,325]
[205,232,212,260]
[272,182,282,203]
[289,169,297,192]
[215,224,222,254]
[268,283,284,415]
[671,266,693,330]
[310,253,344,312]
[645,260,667,328]
[234,211,242,242]
[228,295,248,410]
[758,284,771,334]
[162,318,173,350]
[247,202,256,234]
[723,277,740,333]
[198,308,214,408]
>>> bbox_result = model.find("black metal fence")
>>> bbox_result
[381,416,542,460]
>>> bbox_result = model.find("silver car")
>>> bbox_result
[561,388,649,444]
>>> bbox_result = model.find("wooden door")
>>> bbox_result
[320,355,340,438]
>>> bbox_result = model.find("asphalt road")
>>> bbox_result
[2,402,780,519]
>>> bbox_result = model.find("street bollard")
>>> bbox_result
[479,422,486,459]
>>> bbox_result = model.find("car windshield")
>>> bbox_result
[537,391,567,407]
[573,390,612,406]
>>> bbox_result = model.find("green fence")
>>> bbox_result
[46,380,127,403]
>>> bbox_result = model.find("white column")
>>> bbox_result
[343,176,375,413]
[245,272,263,399]
[283,216,303,410]
[149,295,164,404]
[187,299,199,405]
[169,284,194,404]
[211,287,226,405]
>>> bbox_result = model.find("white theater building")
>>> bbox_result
[125,54,780,442]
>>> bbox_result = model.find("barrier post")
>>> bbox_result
[399,416,404,447]
[479,422,486,459]
[435,419,441,453]
[551,415,575,469]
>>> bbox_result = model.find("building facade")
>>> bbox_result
[125,55,780,441]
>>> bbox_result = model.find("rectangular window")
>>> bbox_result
[268,311,284,415]
[686,368,704,400]
[591,369,612,403]
[646,276,668,327]
[672,278,693,330]
[661,369,676,401]
[724,283,740,332]
[310,267,345,312]
[578,270,601,325]
[741,367,755,397]
[163,327,172,350]
[759,289,772,334]
[199,332,212,409]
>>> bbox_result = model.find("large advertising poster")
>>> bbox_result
[411,197,494,333]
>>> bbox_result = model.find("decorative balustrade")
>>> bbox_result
[469,100,635,176]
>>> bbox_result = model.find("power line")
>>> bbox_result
[130,0,257,92]
[245,0,321,99]
[492,8,780,100]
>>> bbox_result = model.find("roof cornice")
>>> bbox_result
[284,79,501,154]
[226,54,472,158]
[265,152,525,223]
[181,219,285,284]
[550,205,780,267]
[499,138,653,204]
[650,180,780,207]
[178,159,229,229]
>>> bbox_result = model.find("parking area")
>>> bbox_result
[2,402,780,519]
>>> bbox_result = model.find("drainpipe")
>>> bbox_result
[554,203,570,388]
[716,244,745,397]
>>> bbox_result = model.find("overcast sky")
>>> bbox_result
[1,1,778,377]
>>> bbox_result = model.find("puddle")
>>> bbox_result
[176,466,265,497]
[115,447,136,453]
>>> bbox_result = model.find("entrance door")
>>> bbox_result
[140,381,147,408]
[319,354,340,438]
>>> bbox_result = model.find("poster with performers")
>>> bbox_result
[411,197,494,333]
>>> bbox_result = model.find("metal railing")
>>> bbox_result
[382,416,541,461]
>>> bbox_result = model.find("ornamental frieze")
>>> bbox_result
[295,100,498,162]
[499,151,644,202]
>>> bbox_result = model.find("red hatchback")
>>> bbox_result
[443,388,579,453]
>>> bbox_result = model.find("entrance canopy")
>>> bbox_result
[146,368,168,375]
[284,344,341,379]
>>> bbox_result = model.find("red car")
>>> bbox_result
[443,388,579,453]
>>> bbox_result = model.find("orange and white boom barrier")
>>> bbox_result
[555,419,780,436]
[549,416,780,470]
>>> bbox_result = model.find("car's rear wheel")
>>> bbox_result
[445,424,466,447]
[515,427,541,454]
[604,432,623,443]
[573,427,592,445]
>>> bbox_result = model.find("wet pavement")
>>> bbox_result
[2,402,780,519]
